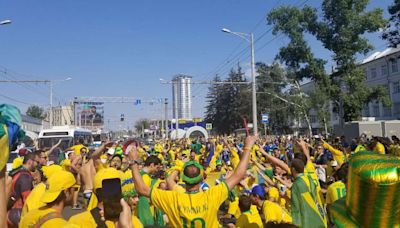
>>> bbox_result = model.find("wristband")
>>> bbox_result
[244,146,251,151]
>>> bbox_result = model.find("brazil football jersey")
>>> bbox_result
[150,181,229,228]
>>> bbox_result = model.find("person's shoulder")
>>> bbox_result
[68,210,93,223]
[42,217,68,228]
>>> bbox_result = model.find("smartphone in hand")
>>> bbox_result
[102,178,122,221]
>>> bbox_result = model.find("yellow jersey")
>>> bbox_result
[68,210,115,227]
[326,181,346,205]
[262,200,292,223]
[236,209,263,228]
[228,197,241,218]
[19,207,68,228]
[132,215,143,228]
[323,142,345,166]
[304,161,319,185]
[374,142,385,154]
[150,180,229,228]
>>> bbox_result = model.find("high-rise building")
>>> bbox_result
[172,74,192,120]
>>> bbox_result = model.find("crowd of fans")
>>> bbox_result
[5,133,400,227]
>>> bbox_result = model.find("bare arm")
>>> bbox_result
[45,139,62,156]
[297,139,310,161]
[0,169,6,228]
[274,175,292,189]
[259,146,290,173]
[166,170,179,190]
[225,135,258,190]
[91,141,114,160]
[129,145,150,197]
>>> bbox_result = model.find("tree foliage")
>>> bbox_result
[134,118,150,133]
[382,0,400,47]
[204,66,251,134]
[256,62,294,134]
[26,105,46,119]
[267,0,390,133]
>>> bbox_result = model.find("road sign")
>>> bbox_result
[261,114,269,124]
[206,123,212,130]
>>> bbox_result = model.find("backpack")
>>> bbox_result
[7,168,31,210]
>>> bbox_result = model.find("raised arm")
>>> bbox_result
[255,168,275,186]
[259,146,290,173]
[321,139,342,156]
[128,145,150,197]
[45,139,62,156]
[91,141,114,160]
[297,139,310,161]
[225,135,258,190]
[166,170,179,190]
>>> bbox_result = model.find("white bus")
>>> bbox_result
[38,126,92,150]
[92,130,109,147]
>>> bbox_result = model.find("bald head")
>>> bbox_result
[183,165,201,179]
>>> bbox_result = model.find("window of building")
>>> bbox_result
[370,67,377,78]
[394,102,400,115]
[310,115,317,123]
[363,104,370,117]
[372,104,380,117]
[391,58,398,73]
[381,65,388,75]
[393,81,400,94]
[383,106,392,117]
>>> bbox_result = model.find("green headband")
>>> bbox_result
[181,161,204,185]
[122,189,137,200]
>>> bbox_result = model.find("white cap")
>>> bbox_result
[106,147,115,155]
[331,160,338,167]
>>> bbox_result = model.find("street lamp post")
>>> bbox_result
[49,77,72,128]
[222,28,258,135]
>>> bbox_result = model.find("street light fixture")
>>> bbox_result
[221,27,258,135]
[0,19,11,25]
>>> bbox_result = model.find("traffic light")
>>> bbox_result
[120,114,124,122]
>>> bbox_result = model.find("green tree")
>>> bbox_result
[256,62,294,134]
[382,0,400,47]
[204,66,251,135]
[268,0,391,135]
[26,105,46,119]
[134,118,150,134]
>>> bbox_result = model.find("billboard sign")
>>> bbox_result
[75,102,104,128]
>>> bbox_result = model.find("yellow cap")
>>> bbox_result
[41,170,76,203]
[61,159,71,169]
[94,168,123,190]
[268,187,280,201]
[11,157,23,170]
[42,165,62,179]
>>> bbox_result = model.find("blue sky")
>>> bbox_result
[0,0,393,130]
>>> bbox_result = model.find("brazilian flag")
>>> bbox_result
[137,171,155,226]
[0,104,24,171]
[291,174,327,228]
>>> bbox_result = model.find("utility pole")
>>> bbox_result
[0,78,71,128]
[164,98,168,139]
